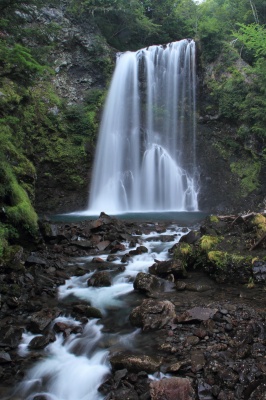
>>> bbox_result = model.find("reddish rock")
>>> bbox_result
[150,377,195,400]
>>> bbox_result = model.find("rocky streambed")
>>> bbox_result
[0,212,266,400]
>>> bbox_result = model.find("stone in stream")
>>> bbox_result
[28,332,56,350]
[129,299,175,331]
[133,272,161,294]
[149,259,186,278]
[87,271,112,287]
[72,304,103,318]
[150,377,195,400]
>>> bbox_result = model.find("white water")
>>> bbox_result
[17,226,185,400]
[88,39,199,214]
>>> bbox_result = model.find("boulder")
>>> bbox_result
[150,377,195,400]
[149,259,186,278]
[87,271,112,287]
[133,272,161,294]
[110,353,162,373]
[129,299,175,331]
[129,246,148,256]
[27,308,60,333]
[73,304,103,318]
[28,332,56,350]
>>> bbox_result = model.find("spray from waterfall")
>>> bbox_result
[88,39,199,214]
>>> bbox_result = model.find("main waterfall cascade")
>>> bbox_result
[88,39,199,214]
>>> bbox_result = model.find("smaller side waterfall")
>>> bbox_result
[88,39,199,214]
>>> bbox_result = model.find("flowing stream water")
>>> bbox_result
[16,224,186,400]
[88,40,199,214]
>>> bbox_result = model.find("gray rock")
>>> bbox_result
[129,299,175,331]
[133,272,161,294]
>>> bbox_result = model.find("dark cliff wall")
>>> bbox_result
[33,15,265,215]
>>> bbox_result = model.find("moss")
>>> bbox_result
[209,215,219,223]
[4,165,38,235]
[230,160,261,197]
[207,250,228,269]
[250,214,266,237]
[199,235,221,252]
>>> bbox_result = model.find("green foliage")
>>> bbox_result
[199,235,220,251]
[230,159,261,197]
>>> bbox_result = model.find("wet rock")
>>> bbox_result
[176,307,218,323]
[91,257,105,263]
[146,235,176,243]
[129,246,148,256]
[129,299,175,331]
[179,230,200,244]
[110,243,126,254]
[133,272,161,294]
[53,321,83,336]
[27,308,60,333]
[149,259,186,278]
[28,332,56,349]
[87,271,112,287]
[73,304,103,318]
[150,377,196,400]
[110,353,162,373]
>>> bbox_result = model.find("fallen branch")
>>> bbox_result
[250,232,266,251]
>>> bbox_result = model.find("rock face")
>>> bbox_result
[129,299,176,331]
[32,7,114,214]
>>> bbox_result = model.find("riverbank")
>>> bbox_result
[0,212,265,399]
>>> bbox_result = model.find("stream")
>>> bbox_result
[4,215,266,400]
[15,224,186,400]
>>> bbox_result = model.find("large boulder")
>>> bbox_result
[129,299,175,331]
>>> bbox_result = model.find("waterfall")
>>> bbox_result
[88,39,199,214]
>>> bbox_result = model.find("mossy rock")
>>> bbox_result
[199,235,221,252]
[2,245,25,271]
[205,250,253,283]
[250,214,266,237]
